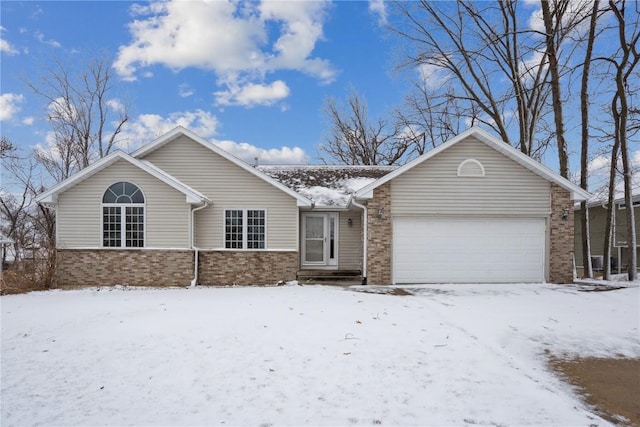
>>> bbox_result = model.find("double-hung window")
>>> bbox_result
[225,209,266,249]
[102,182,145,248]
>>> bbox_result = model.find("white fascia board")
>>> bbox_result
[35,150,126,204]
[353,128,477,199]
[470,128,590,201]
[132,126,313,207]
[354,126,591,201]
[35,150,209,206]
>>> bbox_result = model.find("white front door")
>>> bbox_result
[302,213,338,267]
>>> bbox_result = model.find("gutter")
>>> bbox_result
[350,197,368,285]
[190,202,209,287]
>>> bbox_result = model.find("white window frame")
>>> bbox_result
[224,209,267,250]
[101,182,146,248]
[618,199,640,210]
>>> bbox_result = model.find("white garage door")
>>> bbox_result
[393,217,545,283]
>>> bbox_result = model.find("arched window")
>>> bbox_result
[102,182,145,248]
[457,159,485,177]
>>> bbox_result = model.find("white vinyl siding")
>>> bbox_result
[57,160,190,248]
[141,135,298,250]
[391,138,551,216]
[338,211,362,270]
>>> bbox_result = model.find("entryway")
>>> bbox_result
[301,213,338,267]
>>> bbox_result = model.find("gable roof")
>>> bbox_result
[258,165,396,207]
[132,126,313,207]
[355,126,591,201]
[35,150,211,205]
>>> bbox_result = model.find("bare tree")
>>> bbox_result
[391,1,553,155]
[391,0,596,165]
[540,0,570,178]
[320,91,409,165]
[578,0,601,279]
[28,53,128,182]
[1,136,17,159]
[395,80,473,156]
[0,145,56,287]
[604,0,639,280]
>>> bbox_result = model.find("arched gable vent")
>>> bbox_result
[457,159,485,177]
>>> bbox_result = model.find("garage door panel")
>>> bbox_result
[393,218,545,283]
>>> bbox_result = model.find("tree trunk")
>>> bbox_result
[602,128,620,281]
[541,0,569,178]
[609,0,639,281]
[579,0,600,279]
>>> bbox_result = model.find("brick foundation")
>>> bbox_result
[55,249,299,287]
[549,183,575,283]
[197,250,298,286]
[56,249,193,287]
[366,183,392,285]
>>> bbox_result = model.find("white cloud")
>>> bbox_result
[527,7,545,33]
[527,2,595,36]
[178,84,194,98]
[368,0,387,26]
[518,49,548,84]
[114,0,335,105]
[106,99,126,114]
[214,80,290,107]
[0,26,19,55]
[0,93,24,121]
[114,109,220,151]
[214,140,309,165]
[417,63,450,90]
[22,117,34,125]
[114,107,308,164]
[34,31,61,48]
[587,155,610,175]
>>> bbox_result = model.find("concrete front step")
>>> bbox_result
[297,269,363,285]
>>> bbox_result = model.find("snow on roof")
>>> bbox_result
[257,165,397,207]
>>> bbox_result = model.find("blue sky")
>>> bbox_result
[0,0,637,186]
[1,0,410,165]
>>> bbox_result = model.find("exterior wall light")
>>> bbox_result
[561,208,570,221]
[348,218,353,227]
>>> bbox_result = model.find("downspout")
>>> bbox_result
[351,198,368,285]
[190,202,209,287]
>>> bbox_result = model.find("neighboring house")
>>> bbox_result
[1,234,14,276]
[574,177,640,275]
[36,126,588,287]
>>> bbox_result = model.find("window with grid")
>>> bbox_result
[103,206,122,247]
[225,209,266,249]
[225,210,244,249]
[102,182,145,248]
[247,210,265,249]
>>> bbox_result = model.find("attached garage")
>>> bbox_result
[393,217,546,283]
[354,127,590,285]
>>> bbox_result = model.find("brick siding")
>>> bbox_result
[198,251,298,286]
[55,249,298,287]
[549,183,575,283]
[366,183,392,285]
[56,249,193,287]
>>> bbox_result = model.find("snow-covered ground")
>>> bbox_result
[1,283,639,426]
